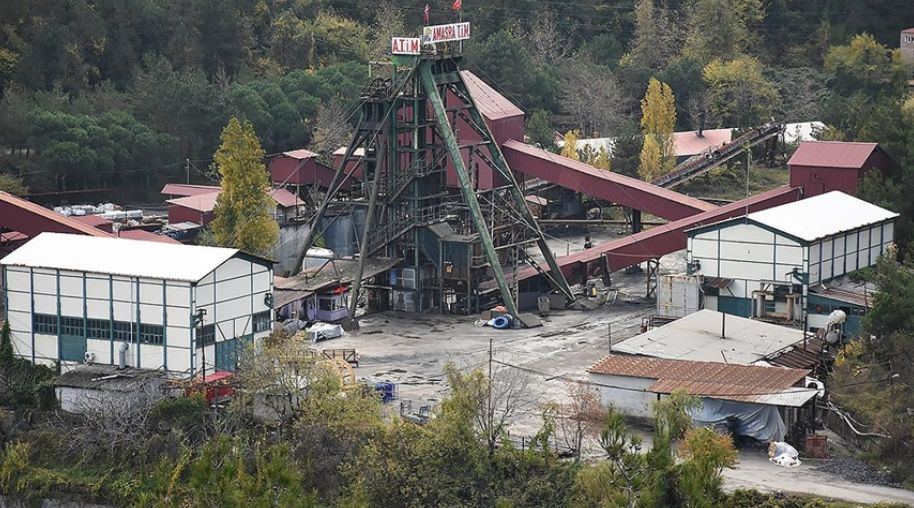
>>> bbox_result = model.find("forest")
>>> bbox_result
[1,0,914,201]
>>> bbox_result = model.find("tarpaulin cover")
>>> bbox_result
[690,398,787,442]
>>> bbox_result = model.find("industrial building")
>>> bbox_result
[788,141,892,198]
[686,191,896,326]
[1,233,274,376]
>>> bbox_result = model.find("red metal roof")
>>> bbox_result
[787,141,880,169]
[280,149,319,160]
[485,185,800,290]
[673,129,732,157]
[903,27,914,34]
[72,214,113,228]
[461,70,523,121]
[0,190,112,238]
[167,191,220,212]
[503,140,716,221]
[117,229,181,244]
[160,184,222,197]
[270,188,300,208]
[589,354,809,404]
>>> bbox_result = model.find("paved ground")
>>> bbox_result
[309,225,913,505]
[724,450,914,505]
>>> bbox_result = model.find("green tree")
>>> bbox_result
[526,109,557,150]
[0,173,27,195]
[683,0,764,63]
[640,77,676,179]
[824,33,909,98]
[702,57,780,128]
[210,117,279,255]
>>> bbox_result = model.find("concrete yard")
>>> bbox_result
[308,227,914,505]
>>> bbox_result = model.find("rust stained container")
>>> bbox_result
[805,433,828,459]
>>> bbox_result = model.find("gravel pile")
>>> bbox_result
[815,457,901,488]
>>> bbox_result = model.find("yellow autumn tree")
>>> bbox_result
[211,117,280,256]
[639,78,676,181]
[638,134,662,181]
[560,130,581,161]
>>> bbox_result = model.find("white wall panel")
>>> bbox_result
[33,293,55,313]
[86,277,109,299]
[167,285,190,308]
[233,316,253,337]
[822,239,834,261]
[139,344,165,370]
[139,303,164,325]
[86,339,112,364]
[139,281,163,305]
[719,224,775,243]
[195,285,214,307]
[215,277,252,303]
[86,299,109,319]
[215,296,250,324]
[809,242,821,264]
[822,259,834,280]
[5,268,31,292]
[774,264,802,279]
[774,235,800,247]
[7,291,30,312]
[833,255,846,277]
[198,272,215,286]
[166,326,191,348]
[113,301,134,322]
[112,278,134,302]
[809,263,821,285]
[692,230,718,241]
[847,231,859,251]
[690,238,718,260]
[720,242,774,264]
[60,296,82,316]
[34,335,58,360]
[167,348,191,375]
[884,222,894,244]
[704,295,718,311]
[214,321,235,341]
[698,262,719,277]
[591,374,656,419]
[720,260,774,281]
[846,251,859,272]
[726,279,749,299]
[775,245,803,265]
[215,257,251,281]
[252,269,271,293]
[59,274,82,297]
[6,309,30,334]
[32,272,56,294]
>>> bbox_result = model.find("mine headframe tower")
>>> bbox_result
[295,50,573,324]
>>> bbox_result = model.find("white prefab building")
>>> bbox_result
[687,191,896,323]
[1,233,274,376]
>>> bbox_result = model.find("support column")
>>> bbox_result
[631,209,642,234]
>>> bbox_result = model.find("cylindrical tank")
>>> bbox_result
[320,213,355,257]
[352,207,368,244]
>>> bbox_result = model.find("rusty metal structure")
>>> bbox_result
[296,48,573,322]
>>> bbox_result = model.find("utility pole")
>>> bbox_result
[488,337,494,452]
[194,309,207,380]
[186,159,191,185]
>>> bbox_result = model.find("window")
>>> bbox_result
[113,321,135,342]
[60,316,84,336]
[87,319,111,340]
[198,324,216,346]
[253,311,272,333]
[33,314,57,335]
[140,324,164,345]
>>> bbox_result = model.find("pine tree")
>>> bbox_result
[560,130,581,161]
[0,320,14,369]
[211,117,280,256]
[639,78,677,180]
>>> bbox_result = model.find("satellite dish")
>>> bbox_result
[825,330,840,345]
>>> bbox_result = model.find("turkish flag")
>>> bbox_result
[452,0,462,10]
[423,3,430,22]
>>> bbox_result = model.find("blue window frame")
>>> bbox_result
[33,314,58,335]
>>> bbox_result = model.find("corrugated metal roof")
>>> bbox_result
[814,288,870,307]
[787,141,880,169]
[0,232,252,282]
[612,309,806,364]
[0,190,111,238]
[747,190,897,242]
[672,129,732,157]
[589,354,811,406]
[903,27,914,34]
[280,149,319,160]
[160,184,222,197]
[167,188,299,211]
[167,191,220,212]
[333,146,366,157]
[117,229,182,244]
[71,214,113,228]
[460,70,523,121]
[762,336,827,373]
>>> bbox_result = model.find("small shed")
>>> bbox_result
[269,149,338,191]
[788,141,892,197]
[54,364,169,414]
[588,355,816,441]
